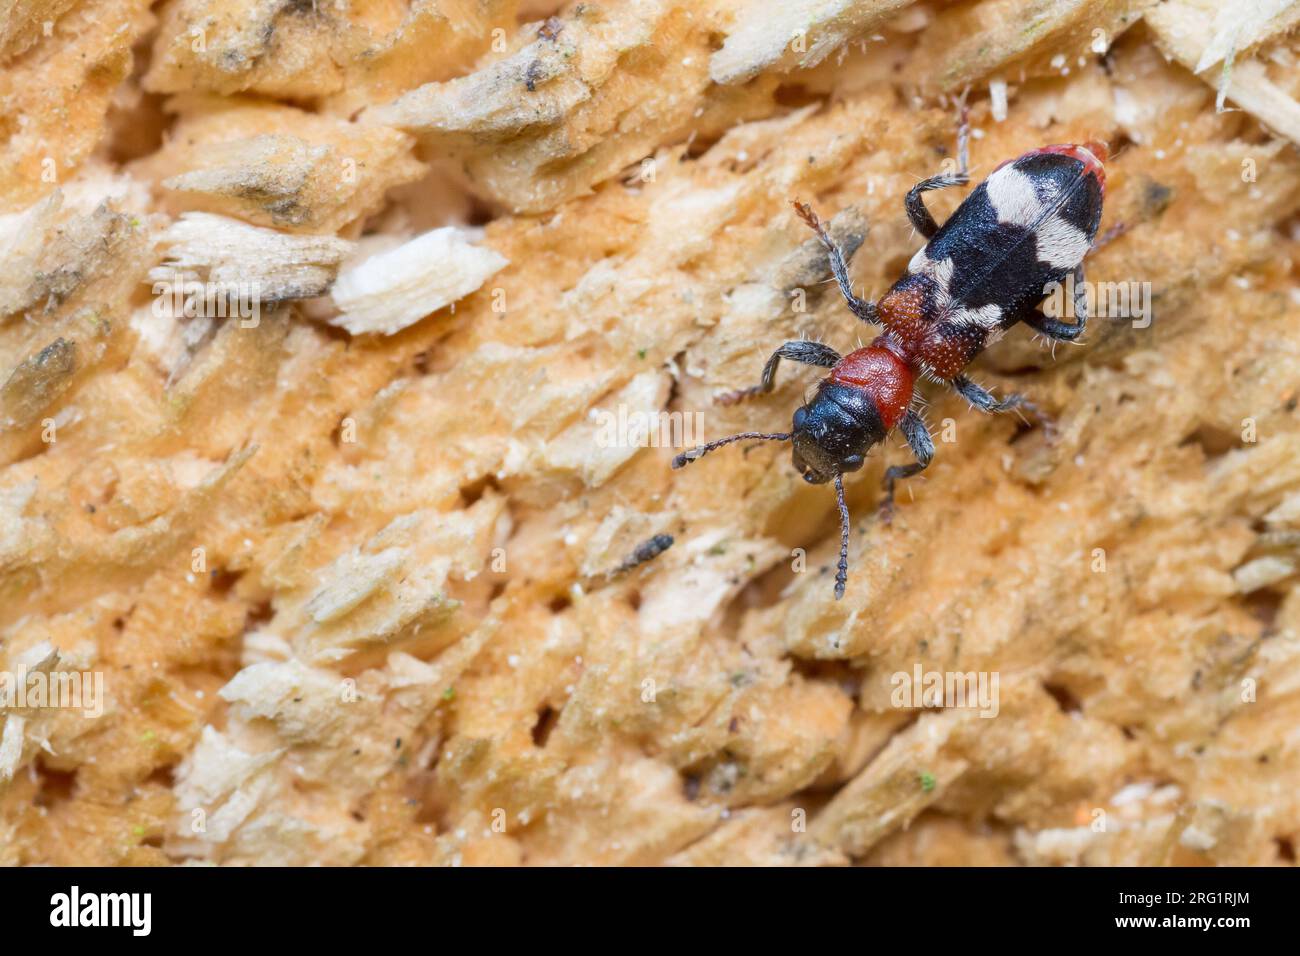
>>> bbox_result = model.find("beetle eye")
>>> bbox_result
[792,406,808,430]
[842,454,864,472]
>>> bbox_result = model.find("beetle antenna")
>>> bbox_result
[834,473,851,600]
[672,432,791,469]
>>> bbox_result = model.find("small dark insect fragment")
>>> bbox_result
[608,533,674,578]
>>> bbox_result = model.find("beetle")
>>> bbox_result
[673,118,1107,599]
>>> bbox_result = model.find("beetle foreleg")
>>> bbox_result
[716,340,842,405]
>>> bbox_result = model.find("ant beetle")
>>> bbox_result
[674,115,1107,599]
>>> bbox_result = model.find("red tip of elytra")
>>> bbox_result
[1083,140,1109,163]
[1037,142,1107,192]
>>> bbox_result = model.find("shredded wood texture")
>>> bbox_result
[1,0,1299,866]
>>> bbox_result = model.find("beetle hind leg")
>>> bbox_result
[1026,264,1088,341]
[904,105,971,238]
[951,375,1057,439]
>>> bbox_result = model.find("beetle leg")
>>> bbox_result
[1026,264,1089,341]
[716,340,842,405]
[951,375,1057,438]
[904,105,971,238]
[878,409,934,524]
[791,201,879,325]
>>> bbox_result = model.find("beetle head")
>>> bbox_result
[791,382,887,485]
